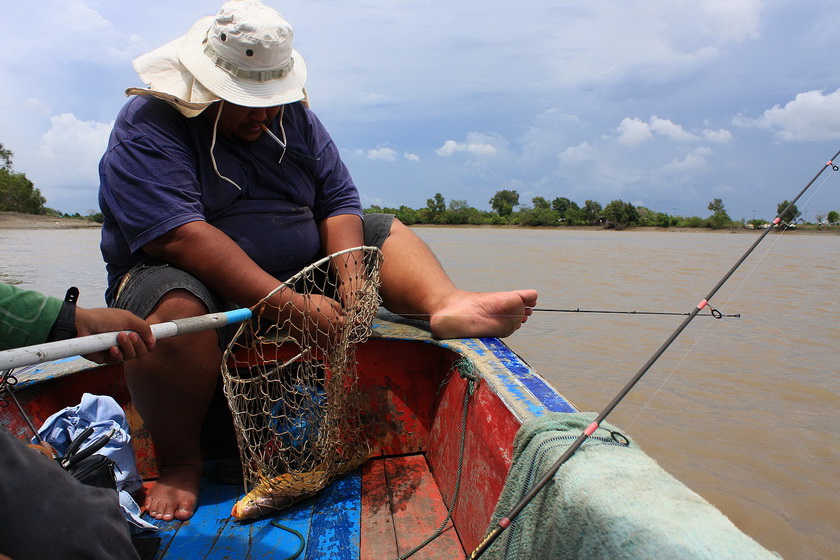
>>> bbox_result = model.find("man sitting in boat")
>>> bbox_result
[98,0,538,524]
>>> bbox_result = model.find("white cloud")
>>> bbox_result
[350,146,416,162]
[62,1,113,36]
[698,0,762,43]
[6,2,137,66]
[366,147,398,161]
[520,110,586,160]
[733,89,840,141]
[436,141,464,156]
[702,128,733,143]
[25,99,52,117]
[436,133,502,157]
[559,142,595,166]
[662,147,713,174]
[616,116,732,146]
[650,117,698,142]
[350,147,419,162]
[30,113,113,191]
[616,118,655,146]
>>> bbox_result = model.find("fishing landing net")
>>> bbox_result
[221,246,383,520]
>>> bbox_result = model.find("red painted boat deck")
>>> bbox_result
[149,454,465,560]
[4,320,574,558]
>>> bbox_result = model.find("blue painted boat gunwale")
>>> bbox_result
[478,337,577,414]
[16,315,578,424]
[11,355,102,389]
[370,314,578,421]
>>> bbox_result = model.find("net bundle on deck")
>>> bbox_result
[221,246,383,520]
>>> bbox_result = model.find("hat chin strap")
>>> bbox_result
[207,102,287,188]
[210,100,243,191]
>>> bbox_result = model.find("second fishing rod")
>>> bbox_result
[533,307,739,318]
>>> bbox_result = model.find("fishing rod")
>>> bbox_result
[533,307,740,318]
[468,149,840,559]
[0,308,252,371]
[0,307,250,444]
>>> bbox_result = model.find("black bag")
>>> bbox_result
[60,426,118,491]
[60,428,161,560]
[66,453,118,490]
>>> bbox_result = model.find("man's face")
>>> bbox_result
[209,102,282,144]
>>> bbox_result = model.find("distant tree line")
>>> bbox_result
[0,143,102,222]
[0,143,46,214]
[2,140,839,229]
[366,190,840,230]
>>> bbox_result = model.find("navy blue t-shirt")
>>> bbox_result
[98,97,362,298]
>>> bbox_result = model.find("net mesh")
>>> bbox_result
[221,246,383,519]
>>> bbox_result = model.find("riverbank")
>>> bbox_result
[0,212,100,229]
[411,223,840,235]
[2,211,837,234]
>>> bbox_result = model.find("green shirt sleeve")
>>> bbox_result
[0,284,64,350]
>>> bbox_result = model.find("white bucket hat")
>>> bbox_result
[127,0,307,117]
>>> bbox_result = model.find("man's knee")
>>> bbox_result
[147,289,211,323]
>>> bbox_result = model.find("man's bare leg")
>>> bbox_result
[378,219,538,338]
[124,290,221,521]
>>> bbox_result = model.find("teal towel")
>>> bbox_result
[485,412,781,560]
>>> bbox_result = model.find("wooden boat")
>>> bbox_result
[0,312,776,559]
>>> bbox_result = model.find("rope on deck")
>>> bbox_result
[397,357,478,560]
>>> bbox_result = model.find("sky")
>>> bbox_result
[2,0,840,221]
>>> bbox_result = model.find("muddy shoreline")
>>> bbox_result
[2,211,837,234]
[0,212,101,229]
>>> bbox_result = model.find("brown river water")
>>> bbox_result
[1,226,838,559]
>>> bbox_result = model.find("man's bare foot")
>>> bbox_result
[143,462,202,521]
[429,289,538,339]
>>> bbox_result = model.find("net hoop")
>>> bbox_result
[221,246,383,519]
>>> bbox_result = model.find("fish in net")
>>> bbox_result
[221,246,383,520]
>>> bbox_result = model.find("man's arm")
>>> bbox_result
[144,216,365,302]
[143,220,286,307]
[318,214,366,307]
[0,284,63,349]
[318,213,364,256]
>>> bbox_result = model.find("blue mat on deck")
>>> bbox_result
[485,412,782,560]
[149,469,362,560]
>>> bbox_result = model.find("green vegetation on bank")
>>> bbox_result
[0,144,45,215]
[3,141,839,230]
[0,143,103,223]
[366,191,840,231]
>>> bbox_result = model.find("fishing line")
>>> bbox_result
[468,148,840,559]
[633,165,836,422]
[625,166,837,429]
